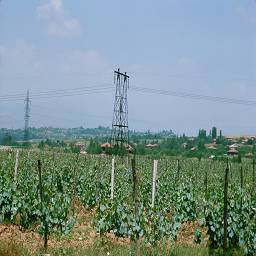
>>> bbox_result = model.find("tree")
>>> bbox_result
[87,139,102,154]
[38,140,46,149]
[198,129,207,140]
[212,127,217,139]
[1,134,13,145]
[136,144,146,155]
[198,139,205,150]
[70,142,80,154]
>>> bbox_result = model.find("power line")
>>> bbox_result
[0,86,115,102]
[0,84,114,99]
[2,83,256,107]
[0,84,113,99]
[0,90,113,102]
[28,88,113,101]
[130,86,256,107]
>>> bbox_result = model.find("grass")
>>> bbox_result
[0,238,216,256]
[0,241,30,256]
[0,205,244,256]
[0,237,245,256]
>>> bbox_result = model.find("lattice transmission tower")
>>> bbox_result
[24,90,31,144]
[111,69,129,153]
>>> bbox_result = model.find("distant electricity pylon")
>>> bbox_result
[111,69,129,153]
[24,90,31,144]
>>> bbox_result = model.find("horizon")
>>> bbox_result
[1,125,256,138]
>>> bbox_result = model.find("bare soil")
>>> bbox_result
[0,204,208,255]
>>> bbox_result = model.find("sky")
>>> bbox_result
[0,0,256,135]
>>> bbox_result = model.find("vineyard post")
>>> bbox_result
[110,157,115,200]
[240,164,243,211]
[126,156,129,169]
[223,159,229,254]
[253,158,255,190]
[205,162,208,197]
[229,162,232,180]
[50,152,57,194]
[196,156,201,182]
[240,165,244,189]
[72,154,79,215]
[132,154,140,256]
[151,160,158,208]
[203,162,209,217]
[38,160,48,251]
[176,159,180,182]
[96,156,102,204]
[14,150,19,183]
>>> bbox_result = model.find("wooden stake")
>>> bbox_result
[14,150,19,183]
[110,158,115,200]
[240,165,244,189]
[72,154,79,215]
[240,165,244,212]
[223,160,229,254]
[38,160,48,251]
[132,156,140,256]
[253,158,255,189]
[176,159,180,182]
[151,160,158,208]
[229,162,232,180]
[204,165,208,198]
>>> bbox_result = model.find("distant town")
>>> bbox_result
[1,126,255,161]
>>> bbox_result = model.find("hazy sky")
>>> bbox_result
[0,0,256,135]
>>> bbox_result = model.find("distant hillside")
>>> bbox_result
[0,126,175,142]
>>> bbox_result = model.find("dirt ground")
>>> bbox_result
[0,204,208,255]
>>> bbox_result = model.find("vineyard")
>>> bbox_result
[1,150,256,255]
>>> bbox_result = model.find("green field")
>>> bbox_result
[0,150,256,255]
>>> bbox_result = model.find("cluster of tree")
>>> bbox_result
[86,139,102,154]
[129,129,174,143]
[2,125,256,160]
[32,126,256,160]
[77,127,225,157]
[0,126,112,141]
[38,139,67,149]
[0,134,17,146]
[0,127,175,142]
[0,133,30,148]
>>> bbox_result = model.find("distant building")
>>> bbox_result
[245,152,253,158]
[145,143,158,149]
[190,147,197,152]
[126,144,133,153]
[229,144,239,150]
[101,142,111,150]
[181,143,187,149]
[225,135,256,142]
[75,142,86,152]
[206,144,217,150]
[227,148,238,155]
